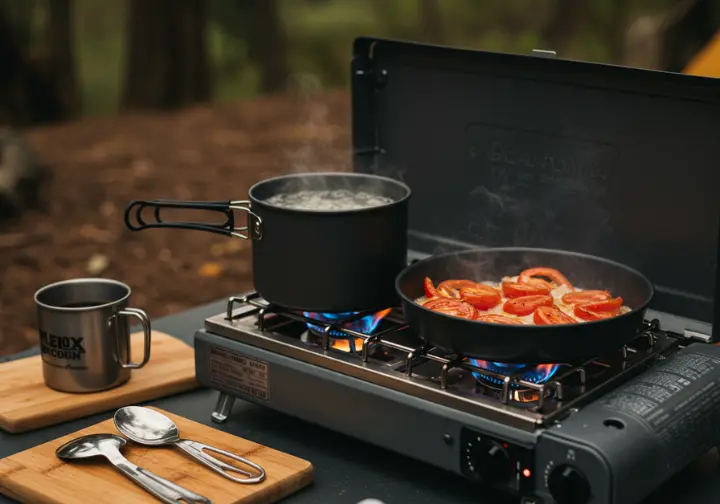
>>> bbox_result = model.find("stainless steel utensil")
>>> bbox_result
[55,433,211,504]
[113,406,266,484]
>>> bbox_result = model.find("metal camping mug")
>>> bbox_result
[33,278,152,393]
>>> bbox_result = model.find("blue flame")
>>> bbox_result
[468,359,560,387]
[303,309,391,339]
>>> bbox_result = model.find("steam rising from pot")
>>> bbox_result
[262,73,407,208]
[423,132,618,281]
[282,73,350,176]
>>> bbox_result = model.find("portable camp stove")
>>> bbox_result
[194,290,720,504]
[193,36,720,504]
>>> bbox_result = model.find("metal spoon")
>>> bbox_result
[114,406,266,484]
[55,433,212,504]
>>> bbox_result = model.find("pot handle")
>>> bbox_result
[123,199,263,240]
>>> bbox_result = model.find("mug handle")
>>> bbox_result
[109,307,152,369]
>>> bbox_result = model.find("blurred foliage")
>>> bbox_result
[35,0,684,117]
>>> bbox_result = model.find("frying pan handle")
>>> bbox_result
[123,199,263,240]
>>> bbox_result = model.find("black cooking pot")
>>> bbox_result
[124,172,411,313]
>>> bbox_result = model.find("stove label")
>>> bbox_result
[600,352,720,424]
[598,350,720,473]
[463,122,619,252]
[208,346,269,401]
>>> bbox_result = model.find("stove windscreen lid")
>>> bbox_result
[350,36,720,330]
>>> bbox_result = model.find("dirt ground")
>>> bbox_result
[0,89,353,356]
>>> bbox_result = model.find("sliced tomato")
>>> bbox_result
[519,267,573,288]
[424,277,463,298]
[438,279,479,291]
[437,286,461,298]
[502,281,550,298]
[423,297,478,320]
[519,276,554,289]
[533,306,577,325]
[561,290,611,305]
[424,277,439,298]
[581,297,624,313]
[423,297,459,309]
[574,304,617,321]
[503,294,554,316]
[476,314,523,325]
[459,284,502,310]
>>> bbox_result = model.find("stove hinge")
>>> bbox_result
[351,55,387,169]
[531,48,557,58]
[683,328,714,344]
[355,67,388,88]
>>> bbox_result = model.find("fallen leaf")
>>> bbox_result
[198,262,223,278]
[99,201,116,217]
[178,149,202,163]
[79,224,113,243]
[224,239,244,253]
[173,185,193,199]
[210,239,245,257]
[158,249,172,262]
[86,253,110,275]
[22,327,37,345]
[131,158,154,177]
[210,243,225,257]
[132,246,147,259]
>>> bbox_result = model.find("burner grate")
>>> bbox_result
[224,294,666,410]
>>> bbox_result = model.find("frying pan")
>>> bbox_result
[395,247,654,364]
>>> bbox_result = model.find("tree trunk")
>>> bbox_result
[47,0,78,117]
[122,0,211,110]
[0,0,66,126]
[244,0,288,94]
[418,0,446,45]
[541,0,589,55]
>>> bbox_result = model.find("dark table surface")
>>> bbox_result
[2,296,720,504]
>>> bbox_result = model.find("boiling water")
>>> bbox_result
[264,189,394,211]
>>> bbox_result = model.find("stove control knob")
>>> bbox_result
[547,464,592,504]
[468,440,511,485]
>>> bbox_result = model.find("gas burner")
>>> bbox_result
[467,359,562,403]
[301,308,392,353]
[216,293,682,419]
[468,360,561,386]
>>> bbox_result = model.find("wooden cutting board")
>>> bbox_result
[0,331,199,433]
[0,407,314,504]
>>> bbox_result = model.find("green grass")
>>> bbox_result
[75,31,125,117]
[204,21,261,103]
[70,0,388,115]
[64,0,673,118]
[73,0,126,116]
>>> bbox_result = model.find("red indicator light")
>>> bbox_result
[502,443,508,448]
[522,468,532,478]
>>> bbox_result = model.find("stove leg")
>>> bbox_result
[211,392,235,423]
